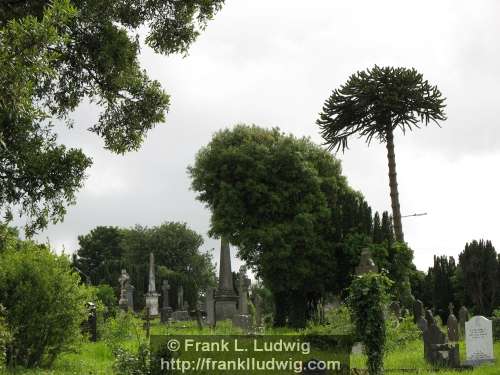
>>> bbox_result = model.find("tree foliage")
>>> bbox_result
[458,240,498,315]
[317,66,446,242]
[73,222,216,310]
[0,237,87,368]
[425,255,457,322]
[0,0,223,235]
[189,124,376,327]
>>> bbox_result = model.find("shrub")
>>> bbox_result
[348,273,392,375]
[0,244,87,368]
[96,284,119,318]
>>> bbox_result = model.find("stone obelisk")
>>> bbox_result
[214,238,238,320]
[145,252,160,316]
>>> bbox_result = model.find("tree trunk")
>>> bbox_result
[385,129,405,243]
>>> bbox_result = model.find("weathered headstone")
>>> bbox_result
[160,280,172,323]
[355,248,378,275]
[423,311,460,368]
[413,299,424,323]
[447,303,459,342]
[205,287,215,326]
[145,253,160,316]
[214,238,238,320]
[464,316,495,366]
[171,284,190,321]
[118,269,131,311]
[417,316,428,333]
[459,306,469,336]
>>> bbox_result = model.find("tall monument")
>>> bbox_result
[145,252,160,316]
[214,238,238,320]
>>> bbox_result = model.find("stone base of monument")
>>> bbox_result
[145,293,160,317]
[215,299,237,321]
[463,358,495,366]
[119,300,129,312]
[426,343,460,368]
[171,310,190,321]
[232,314,252,330]
[351,342,364,355]
[160,307,173,323]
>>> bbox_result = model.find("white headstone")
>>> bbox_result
[465,316,495,365]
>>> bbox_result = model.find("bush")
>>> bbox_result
[0,244,87,368]
[348,273,392,375]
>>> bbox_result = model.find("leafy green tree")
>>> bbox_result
[426,255,458,322]
[189,124,374,327]
[0,238,87,368]
[74,226,125,287]
[317,66,446,242]
[0,305,10,370]
[0,0,223,235]
[458,240,498,315]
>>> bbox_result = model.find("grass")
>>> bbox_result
[1,319,500,374]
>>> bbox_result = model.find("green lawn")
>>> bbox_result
[2,320,499,374]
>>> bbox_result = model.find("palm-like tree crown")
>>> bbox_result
[317,66,446,152]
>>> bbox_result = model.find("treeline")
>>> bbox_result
[72,222,216,311]
[411,240,500,322]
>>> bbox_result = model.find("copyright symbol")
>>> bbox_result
[167,339,181,352]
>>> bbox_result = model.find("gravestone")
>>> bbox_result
[171,285,190,321]
[459,306,469,336]
[417,316,428,333]
[232,266,252,330]
[447,303,459,342]
[214,238,238,320]
[145,253,160,316]
[423,311,460,367]
[118,269,131,311]
[160,280,172,323]
[464,316,495,366]
[126,283,135,312]
[355,248,378,275]
[205,287,215,326]
[413,299,424,323]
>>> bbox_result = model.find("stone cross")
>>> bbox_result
[447,303,459,342]
[355,248,378,275]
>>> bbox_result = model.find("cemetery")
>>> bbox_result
[1,1,500,374]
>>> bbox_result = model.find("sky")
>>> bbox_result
[31,0,500,273]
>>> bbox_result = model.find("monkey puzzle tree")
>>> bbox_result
[317,66,446,242]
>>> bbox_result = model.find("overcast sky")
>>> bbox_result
[32,0,500,273]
